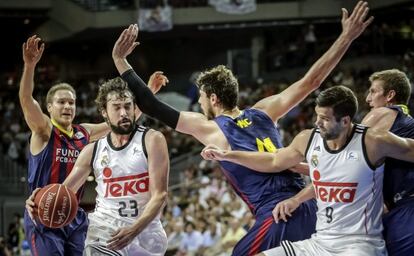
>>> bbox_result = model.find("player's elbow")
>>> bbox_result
[302,75,322,90]
[155,191,168,206]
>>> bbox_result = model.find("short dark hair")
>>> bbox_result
[95,77,135,112]
[369,69,411,105]
[196,65,239,110]
[316,85,358,121]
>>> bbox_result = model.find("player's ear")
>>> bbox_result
[385,90,396,103]
[210,93,219,106]
[46,102,52,114]
[101,109,108,119]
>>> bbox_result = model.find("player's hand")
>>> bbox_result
[148,71,169,94]
[201,144,227,161]
[272,197,300,223]
[112,24,140,60]
[107,226,138,251]
[22,35,45,68]
[289,162,310,175]
[25,188,41,224]
[340,1,374,41]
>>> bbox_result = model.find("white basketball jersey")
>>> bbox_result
[91,126,156,224]
[305,124,384,237]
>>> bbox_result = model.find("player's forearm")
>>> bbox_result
[121,68,180,128]
[225,151,285,173]
[292,184,315,203]
[63,168,90,193]
[19,65,36,100]
[289,162,310,175]
[131,192,167,234]
[113,57,133,76]
[302,33,352,89]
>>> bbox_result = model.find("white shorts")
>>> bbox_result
[262,234,387,256]
[83,211,167,256]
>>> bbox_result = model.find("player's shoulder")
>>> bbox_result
[144,129,166,143]
[365,107,396,121]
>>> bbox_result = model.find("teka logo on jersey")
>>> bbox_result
[103,168,149,197]
[312,170,357,203]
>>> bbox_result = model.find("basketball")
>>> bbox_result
[33,183,78,228]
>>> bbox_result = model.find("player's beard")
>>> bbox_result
[320,123,341,140]
[108,116,136,135]
[204,102,215,120]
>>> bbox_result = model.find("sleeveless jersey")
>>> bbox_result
[27,124,90,199]
[305,124,384,237]
[384,105,414,208]
[91,126,154,224]
[215,108,305,216]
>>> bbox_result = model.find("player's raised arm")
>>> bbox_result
[63,143,95,193]
[19,35,50,134]
[201,129,312,172]
[107,130,169,251]
[253,1,373,122]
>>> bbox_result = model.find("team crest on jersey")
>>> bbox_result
[100,155,109,167]
[313,145,320,151]
[74,131,85,139]
[311,154,319,167]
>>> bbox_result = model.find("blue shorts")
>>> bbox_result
[383,198,414,256]
[24,208,88,256]
[232,199,317,256]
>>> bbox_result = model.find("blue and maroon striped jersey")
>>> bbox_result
[384,105,414,208]
[27,124,90,200]
[215,108,305,216]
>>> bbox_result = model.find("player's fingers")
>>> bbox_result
[272,205,280,223]
[363,16,374,28]
[280,204,287,222]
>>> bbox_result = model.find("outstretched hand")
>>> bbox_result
[148,71,169,94]
[112,24,140,60]
[22,35,45,68]
[341,1,374,41]
[201,144,227,161]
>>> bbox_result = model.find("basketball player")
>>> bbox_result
[21,36,166,255]
[201,86,414,256]
[362,69,414,256]
[111,1,373,254]
[62,77,169,256]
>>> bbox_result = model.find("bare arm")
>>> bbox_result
[63,143,95,193]
[19,36,50,135]
[272,183,315,223]
[367,129,414,166]
[253,1,373,121]
[361,107,396,131]
[289,162,310,176]
[201,129,312,172]
[107,130,169,250]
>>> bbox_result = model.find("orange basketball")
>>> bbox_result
[33,183,78,228]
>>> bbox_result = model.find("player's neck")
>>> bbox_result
[109,132,131,147]
[218,107,241,118]
[51,118,73,137]
[326,123,354,150]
